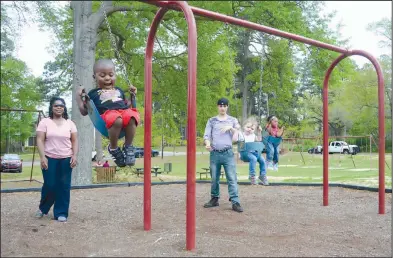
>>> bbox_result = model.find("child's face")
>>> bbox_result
[271,118,278,127]
[94,64,116,90]
[243,122,255,134]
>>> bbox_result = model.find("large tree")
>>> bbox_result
[0,3,41,153]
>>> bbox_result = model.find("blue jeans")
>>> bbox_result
[39,156,73,219]
[266,136,281,164]
[209,149,240,204]
[247,151,266,177]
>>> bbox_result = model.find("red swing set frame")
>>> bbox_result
[141,1,386,251]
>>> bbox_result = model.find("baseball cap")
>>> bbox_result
[217,97,229,106]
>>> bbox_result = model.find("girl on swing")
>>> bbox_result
[264,115,284,171]
[239,117,269,185]
[76,59,140,167]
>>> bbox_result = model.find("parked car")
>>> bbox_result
[1,154,23,173]
[320,141,359,155]
[308,146,322,154]
[135,147,159,158]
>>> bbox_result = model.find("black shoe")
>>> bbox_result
[123,145,136,166]
[108,145,126,167]
[232,202,244,213]
[203,197,219,208]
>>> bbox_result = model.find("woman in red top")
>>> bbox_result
[265,115,284,171]
[103,160,110,167]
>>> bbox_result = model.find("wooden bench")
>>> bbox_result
[96,166,117,183]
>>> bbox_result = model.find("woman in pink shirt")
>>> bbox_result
[35,97,78,222]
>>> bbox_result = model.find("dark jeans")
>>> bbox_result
[39,156,73,219]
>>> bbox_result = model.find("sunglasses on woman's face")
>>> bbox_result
[53,104,65,108]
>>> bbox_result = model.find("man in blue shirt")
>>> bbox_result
[203,97,243,212]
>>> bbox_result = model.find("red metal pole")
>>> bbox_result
[144,1,350,54]
[144,1,198,249]
[144,7,169,231]
[322,53,347,206]
[323,50,385,214]
[166,1,198,250]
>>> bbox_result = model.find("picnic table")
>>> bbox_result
[134,167,162,177]
[197,167,225,180]
[151,166,162,177]
[134,168,144,177]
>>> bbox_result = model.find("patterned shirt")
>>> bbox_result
[203,116,240,150]
[88,87,128,114]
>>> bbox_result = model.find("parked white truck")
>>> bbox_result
[320,141,359,155]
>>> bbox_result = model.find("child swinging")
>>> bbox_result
[76,59,140,167]
[264,115,284,171]
[238,117,269,185]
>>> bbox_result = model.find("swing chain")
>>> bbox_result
[101,1,133,87]
[224,23,240,120]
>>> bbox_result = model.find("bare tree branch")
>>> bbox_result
[92,1,150,31]
[161,22,188,46]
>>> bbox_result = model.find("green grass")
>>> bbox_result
[2,152,391,188]
[1,165,43,181]
[152,145,207,153]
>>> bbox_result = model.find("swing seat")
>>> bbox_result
[263,135,283,146]
[238,142,265,162]
[87,99,126,139]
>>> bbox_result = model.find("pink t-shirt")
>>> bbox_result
[36,118,77,159]
[271,126,278,137]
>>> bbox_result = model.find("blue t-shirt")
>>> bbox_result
[88,87,128,114]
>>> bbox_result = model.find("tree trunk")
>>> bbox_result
[71,1,96,186]
[247,93,253,117]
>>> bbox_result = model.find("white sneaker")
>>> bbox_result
[273,163,279,172]
[249,176,257,185]
[57,216,67,222]
[267,162,274,170]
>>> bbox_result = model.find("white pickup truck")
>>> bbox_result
[320,141,359,155]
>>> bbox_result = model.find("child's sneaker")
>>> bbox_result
[108,145,125,167]
[258,175,269,186]
[249,176,257,185]
[35,210,45,218]
[267,161,274,170]
[123,145,136,166]
[273,163,279,172]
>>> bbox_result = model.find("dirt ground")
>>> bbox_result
[1,184,391,257]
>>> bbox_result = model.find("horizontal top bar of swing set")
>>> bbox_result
[144,1,350,54]
[283,136,372,140]
[0,108,44,113]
